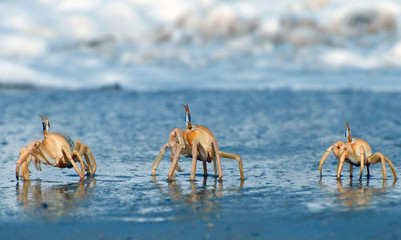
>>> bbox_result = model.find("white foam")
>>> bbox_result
[0,0,401,91]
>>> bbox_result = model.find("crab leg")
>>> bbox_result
[62,146,85,179]
[76,141,97,174]
[319,145,333,177]
[219,151,245,180]
[20,162,31,180]
[213,158,217,177]
[190,140,199,180]
[169,147,183,172]
[359,146,365,180]
[212,139,223,180]
[337,151,347,179]
[168,143,184,180]
[385,157,397,179]
[152,143,169,175]
[83,153,93,174]
[73,149,86,178]
[368,153,388,179]
[170,129,184,173]
[34,142,57,166]
[368,152,387,179]
[203,161,208,177]
[349,164,353,177]
[75,142,89,172]
[78,143,94,174]
[16,149,31,181]
[86,148,97,173]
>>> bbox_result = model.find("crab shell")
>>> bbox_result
[183,125,216,162]
[35,132,75,166]
[332,138,373,166]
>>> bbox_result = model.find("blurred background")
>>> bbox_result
[0,0,400,91]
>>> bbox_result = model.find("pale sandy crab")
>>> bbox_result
[16,115,97,180]
[152,104,244,181]
[319,121,396,180]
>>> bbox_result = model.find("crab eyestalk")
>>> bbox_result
[39,114,50,137]
[181,104,192,129]
[344,121,351,143]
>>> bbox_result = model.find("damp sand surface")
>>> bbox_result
[1,90,401,239]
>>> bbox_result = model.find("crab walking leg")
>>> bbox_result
[336,161,339,173]
[337,151,347,179]
[169,128,185,173]
[20,162,30,180]
[203,161,208,177]
[73,142,85,169]
[190,140,199,180]
[219,151,245,180]
[86,148,97,173]
[212,139,223,180]
[152,143,169,175]
[368,153,388,179]
[83,153,94,174]
[168,143,184,180]
[349,164,353,177]
[78,143,94,174]
[83,153,93,173]
[75,142,91,173]
[62,146,85,179]
[213,158,217,177]
[319,145,333,177]
[169,147,183,173]
[73,149,86,178]
[385,157,397,179]
[172,129,185,173]
[16,149,31,180]
[359,146,365,180]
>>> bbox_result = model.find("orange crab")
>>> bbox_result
[152,104,244,181]
[319,121,397,180]
[16,115,97,180]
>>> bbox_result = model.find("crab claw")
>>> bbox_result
[16,149,31,181]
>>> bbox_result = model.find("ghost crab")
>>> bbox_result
[152,104,244,181]
[319,121,396,180]
[16,115,97,181]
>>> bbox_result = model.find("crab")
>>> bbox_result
[15,115,97,181]
[319,121,397,180]
[151,104,244,181]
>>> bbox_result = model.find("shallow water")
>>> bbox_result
[1,89,401,239]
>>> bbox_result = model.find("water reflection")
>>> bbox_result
[152,176,244,217]
[16,178,96,221]
[320,179,396,211]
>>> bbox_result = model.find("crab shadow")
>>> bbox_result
[16,177,96,221]
[152,175,244,218]
[319,178,396,211]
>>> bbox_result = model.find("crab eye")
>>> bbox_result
[185,113,191,124]
[42,122,46,131]
[345,128,348,138]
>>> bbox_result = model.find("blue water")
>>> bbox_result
[1,89,401,239]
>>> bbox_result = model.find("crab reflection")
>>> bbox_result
[320,178,396,211]
[16,178,96,220]
[152,176,244,216]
